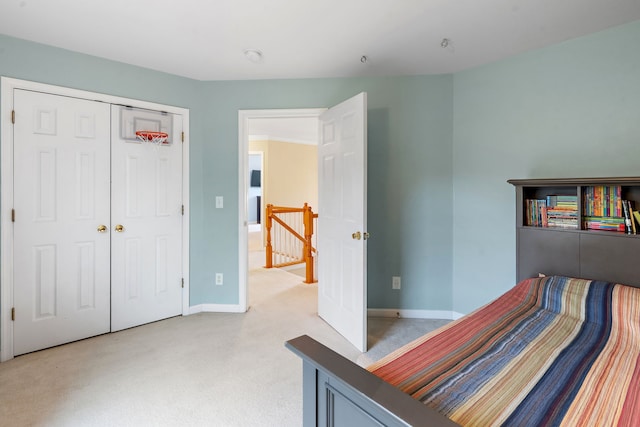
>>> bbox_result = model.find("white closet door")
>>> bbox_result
[110,106,183,331]
[13,90,111,355]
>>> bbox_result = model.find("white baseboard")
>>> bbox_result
[368,308,465,321]
[188,304,246,314]
[189,304,463,318]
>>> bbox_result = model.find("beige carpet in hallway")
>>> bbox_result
[0,253,449,426]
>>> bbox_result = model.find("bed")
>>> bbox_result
[286,275,640,426]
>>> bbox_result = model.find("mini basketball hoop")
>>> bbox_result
[135,130,169,146]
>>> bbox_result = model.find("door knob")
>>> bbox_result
[115,224,125,233]
[352,231,361,240]
[97,225,108,233]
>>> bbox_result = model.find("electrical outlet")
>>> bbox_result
[215,273,223,285]
[216,196,223,209]
[392,276,401,290]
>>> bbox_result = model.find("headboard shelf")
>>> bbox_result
[507,176,640,186]
[509,177,640,288]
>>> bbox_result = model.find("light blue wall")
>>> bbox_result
[452,21,640,313]
[0,34,454,311]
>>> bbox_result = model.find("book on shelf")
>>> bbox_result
[525,199,547,227]
[634,210,640,230]
[621,200,636,234]
[546,195,577,229]
[547,219,578,229]
[583,216,625,232]
[583,185,622,217]
[579,186,635,234]
[547,195,578,208]
[526,196,577,229]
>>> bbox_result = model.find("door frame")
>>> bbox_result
[237,108,325,312]
[0,77,191,361]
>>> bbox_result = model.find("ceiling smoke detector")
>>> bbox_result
[244,49,263,63]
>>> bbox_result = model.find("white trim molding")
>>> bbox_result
[188,304,246,314]
[368,308,465,321]
[0,77,190,362]
[249,134,318,146]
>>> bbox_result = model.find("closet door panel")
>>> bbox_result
[13,89,110,356]
[110,106,183,331]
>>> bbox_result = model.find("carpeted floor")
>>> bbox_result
[0,245,450,426]
[361,317,450,366]
[248,228,263,252]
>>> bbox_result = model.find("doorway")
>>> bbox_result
[1,78,190,361]
[238,109,325,311]
[238,93,368,352]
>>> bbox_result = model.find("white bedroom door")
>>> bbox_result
[13,89,111,356]
[110,106,183,331]
[317,92,368,352]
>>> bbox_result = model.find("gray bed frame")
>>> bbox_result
[286,177,640,427]
[285,335,460,427]
[286,270,640,427]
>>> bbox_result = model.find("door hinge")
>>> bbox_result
[181,132,184,143]
[11,110,15,124]
[11,307,15,321]
[181,205,184,215]
[11,209,15,222]
[181,278,184,288]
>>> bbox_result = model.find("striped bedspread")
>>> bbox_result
[368,276,640,426]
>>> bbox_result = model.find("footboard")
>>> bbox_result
[286,335,460,427]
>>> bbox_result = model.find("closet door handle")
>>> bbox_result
[115,224,125,233]
[97,225,108,233]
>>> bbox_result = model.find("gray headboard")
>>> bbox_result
[508,177,640,289]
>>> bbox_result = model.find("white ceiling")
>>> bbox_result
[2,0,640,81]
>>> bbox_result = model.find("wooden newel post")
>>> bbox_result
[303,203,314,283]
[265,204,273,268]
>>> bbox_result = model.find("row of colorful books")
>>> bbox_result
[583,216,625,232]
[526,189,640,234]
[525,200,640,233]
[525,195,579,229]
[583,199,639,234]
[583,185,623,217]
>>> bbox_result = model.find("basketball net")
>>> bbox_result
[135,131,169,149]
